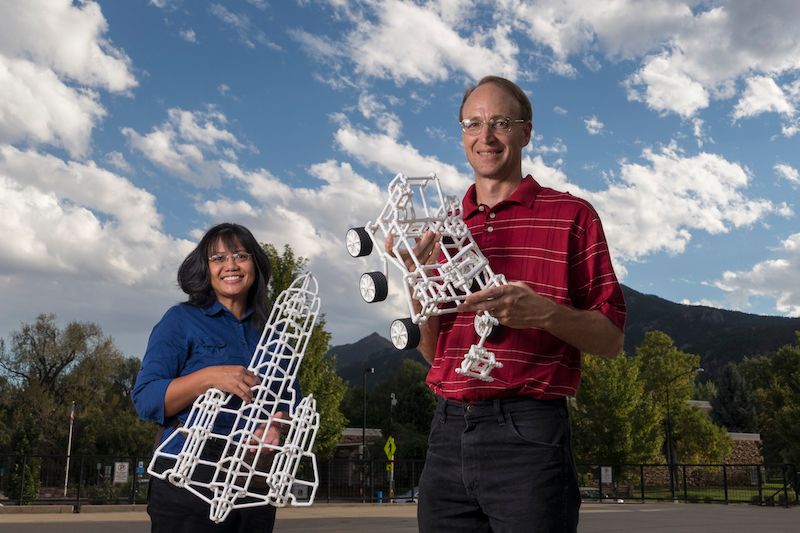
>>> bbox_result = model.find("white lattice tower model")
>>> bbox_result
[346,173,506,381]
[148,273,322,523]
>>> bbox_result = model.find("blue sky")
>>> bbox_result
[1,0,798,358]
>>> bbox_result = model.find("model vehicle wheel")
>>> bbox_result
[346,227,373,257]
[359,272,388,303]
[390,318,421,350]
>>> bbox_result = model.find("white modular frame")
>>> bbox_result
[346,173,507,381]
[148,274,322,523]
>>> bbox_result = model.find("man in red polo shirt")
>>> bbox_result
[409,76,626,532]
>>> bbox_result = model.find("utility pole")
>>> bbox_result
[64,401,76,497]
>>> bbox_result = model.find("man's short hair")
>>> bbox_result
[459,76,533,124]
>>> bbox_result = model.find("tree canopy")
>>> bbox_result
[261,242,347,458]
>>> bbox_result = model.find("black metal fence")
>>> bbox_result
[575,463,798,507]
[0,454,796,509]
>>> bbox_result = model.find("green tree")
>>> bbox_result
[740,332,800,466]
[371,360,436,459]
[572,354,662,467]
[634,331,731,464]
[0,314,153,457]
[261,242,347,458]
[710,362,758,432]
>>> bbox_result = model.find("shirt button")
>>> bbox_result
[487,226,494,232]
[478,205,485,212]
[489,212,496,219]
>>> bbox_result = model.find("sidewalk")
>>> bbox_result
[0,502,798,533]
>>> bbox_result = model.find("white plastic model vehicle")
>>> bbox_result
[346,172,507,382]
[148,274,322,523]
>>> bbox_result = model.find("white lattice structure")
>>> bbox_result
[346,173,506,381]
[148,274,322,523]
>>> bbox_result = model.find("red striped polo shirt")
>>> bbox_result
[426,175,626,401]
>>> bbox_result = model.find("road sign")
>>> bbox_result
[383,436,396,459]
[113,462,129,484]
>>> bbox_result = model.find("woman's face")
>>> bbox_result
[207,237,256,308]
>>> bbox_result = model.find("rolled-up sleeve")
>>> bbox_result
[132,307,188,425]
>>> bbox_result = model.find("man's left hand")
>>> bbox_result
[458,281,557,330]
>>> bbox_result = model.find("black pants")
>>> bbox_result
[418,396,580,533]
[148,442,276,533]
[148,476,276,532]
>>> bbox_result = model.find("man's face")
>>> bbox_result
[461,83,531,183]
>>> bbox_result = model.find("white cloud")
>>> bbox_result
[358,92,402,138]
[209,3,280,50]
[775,163,800,185]
[180,29,198,44]
[296,0,518,83]
[104,151,131,172]
[333,121,472,194]
[524,145,778,271]
[553,106,568,115]
[195,158,414,342]
[625,55,710,118]
[123,108,244,187]
[0,56,106,158]
[0,0,136,157]
[680,298,725,309]
[584,115,604,135]
[733,76,795,120]
[0,145,191,283]
[0,0,136,91]
[691,118,712,148]
[713,233,800,316]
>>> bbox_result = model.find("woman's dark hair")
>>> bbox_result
[177,223,272,331]
[459,75,533,124]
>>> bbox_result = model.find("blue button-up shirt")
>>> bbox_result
[132,300,300,453]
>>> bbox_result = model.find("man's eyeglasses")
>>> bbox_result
[208,252,252,264]
[459,117,528,135]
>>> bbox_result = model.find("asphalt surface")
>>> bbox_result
[0,502,798,532]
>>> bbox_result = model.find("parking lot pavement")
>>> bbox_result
[1,502,798,533]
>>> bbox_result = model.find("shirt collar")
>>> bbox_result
[203,299,254,321]
[461,174,541,219]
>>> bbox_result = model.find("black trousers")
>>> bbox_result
[148,476,276,533]
[417,396,580,533]
[148,441,276,533]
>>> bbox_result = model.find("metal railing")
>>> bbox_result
[575,463,798,507]
[0,454,795,509]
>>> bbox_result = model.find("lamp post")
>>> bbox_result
[361,367,374,460]
[388,392,397,500]
[361,367,374,503]
[664,367,704,501]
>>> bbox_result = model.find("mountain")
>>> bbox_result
[620,285,800,377]
[327,285,800,385]
[326,332,427,387]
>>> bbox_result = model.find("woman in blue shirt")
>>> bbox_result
[133,222,280,532]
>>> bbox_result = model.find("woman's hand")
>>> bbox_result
[163,365,259,417]
[249,411,287,451]
[198,365,260,404]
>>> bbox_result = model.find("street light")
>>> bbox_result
[361,367,375,460]
[361,367,375,504]
[664,367,704,500]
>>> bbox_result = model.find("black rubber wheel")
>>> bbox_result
[359,272,388,303]
[390,318,421,350]
[346,227,373,257]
